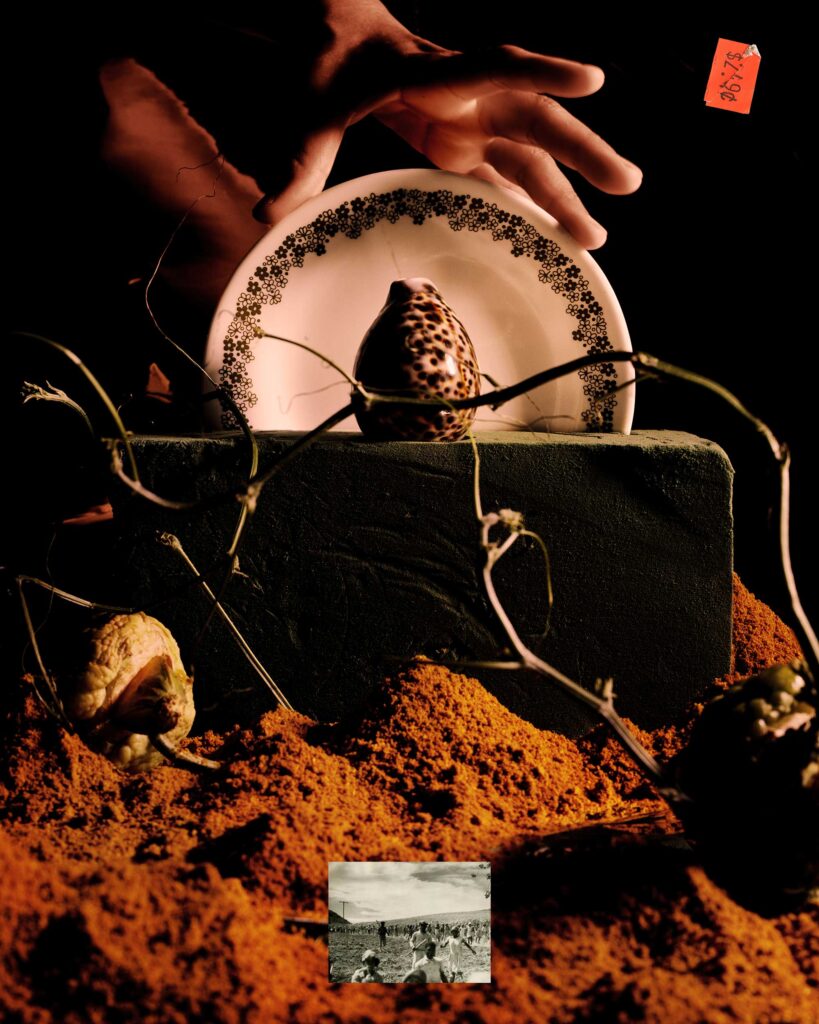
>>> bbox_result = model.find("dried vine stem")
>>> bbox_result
[22,381,95,436]
[777,451,818,678]
[16,332,140,484]
[462,409,555,642]
[356,350,638,414]
[17,577,73,728]
[158,532,294,711]
[354,350,816,684]
[244,402,356,500]
[637,356,818,680]
[20,316,815,737]
[15,329,300,710]
[476,510,664,784]
[162,341,818,729]
[140,173,261,644]
[107,442,198,511]
[256,330,371,400]
[442,410,646,779]
[14,576,221,771]
[17,575,133,614]
[17,334,195,514]
[15,575,133,728]
[437,349,817,787]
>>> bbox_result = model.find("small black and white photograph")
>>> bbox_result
[328,861,491,984]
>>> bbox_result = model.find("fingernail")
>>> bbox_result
[584,63,605,83]
[588,222,607,249]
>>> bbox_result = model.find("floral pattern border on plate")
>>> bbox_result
[218,187,619,430]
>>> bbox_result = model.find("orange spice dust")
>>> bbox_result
[1,575,816,1023]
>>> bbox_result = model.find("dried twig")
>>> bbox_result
[16,333,140,483]
[158,532,294,711]
[22,380,95,436]
[475,509,665,784]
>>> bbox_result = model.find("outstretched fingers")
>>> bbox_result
[403,44,606,100]
[252,41,640,240]
[479,91,642,194]
[466,161,529,200]
[484,138,608,249]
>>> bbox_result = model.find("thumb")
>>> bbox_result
[253,124,345,225]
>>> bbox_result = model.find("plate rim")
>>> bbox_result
[207,167,635,434]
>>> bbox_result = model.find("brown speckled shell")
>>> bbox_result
[353,279,481,441]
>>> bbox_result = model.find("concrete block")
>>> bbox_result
[105,431,733,735]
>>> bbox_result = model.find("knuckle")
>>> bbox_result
[535,93,559,112]
[518,160,545,193]
[565,125,603,166]
[524,145,554,168]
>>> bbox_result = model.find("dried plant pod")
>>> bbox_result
[62,612,218,772]
[673,660,819,908]
[353,278,480,441]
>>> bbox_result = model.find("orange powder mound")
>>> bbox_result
[331,661,652,841]
[1,577,817,1023]
[729,574,802,679]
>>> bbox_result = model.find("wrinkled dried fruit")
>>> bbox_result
[61,612,217,772]
[672,660,818,909]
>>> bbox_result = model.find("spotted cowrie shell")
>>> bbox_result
[353,278,481,441]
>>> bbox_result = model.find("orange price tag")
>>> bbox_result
[704,38,761,113]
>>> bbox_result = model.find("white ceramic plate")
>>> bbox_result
[205,169,634,433]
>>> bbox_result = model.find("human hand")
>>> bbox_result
[254,0,642,249]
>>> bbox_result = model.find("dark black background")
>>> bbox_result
[5,5,814,632]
